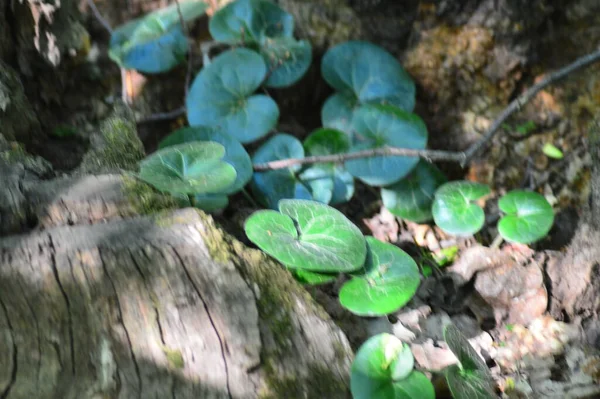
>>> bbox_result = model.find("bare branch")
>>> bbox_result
[86,0,113,34]
[254,47,600,172]
[462,46,600,166]
[253,147,466,171]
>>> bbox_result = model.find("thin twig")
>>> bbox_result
[462,46,600,166]
[253,147,466,171]
[253,47,600,172]
[86,0,113,33]
[137,106,186,124]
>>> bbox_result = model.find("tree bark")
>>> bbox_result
[0,172,353,398]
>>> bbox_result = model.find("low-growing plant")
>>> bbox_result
[110,1,558,397]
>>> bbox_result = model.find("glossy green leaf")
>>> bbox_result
[293,269,338,285]
[186,48,279,143]
[340,237,420,316]
[261,37,312,88]
[244,199,367,272]
[191,193,229,211]
[351,333,434,399]
[209,0,293,44]
[445,365,497,399]
[321,92,357,136]
[321,41,416,112]
[251,134,312,209]
[381,161,447,223]
[109,1,208,72]
[432,181,490,236]
[497,190,554,244]
[158,126,252,194]
[299,129,354,204]
[344,104,428,186]
[138,142,236,195]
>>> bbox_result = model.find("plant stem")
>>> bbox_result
[490,234,504,249]
[253,47,600,172]
[136,106,186,124]
[241,189,259,208]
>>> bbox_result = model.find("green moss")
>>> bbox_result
[122,175,179,216]
[77,104,144,174]
[260,359,349,399]
[162,346,185,369]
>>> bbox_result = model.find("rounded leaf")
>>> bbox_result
[251,134,312,208]
[209,0,293,44]
[299,128,354,204]
[432,181,490,236]
[445,365,497,399]
[138,142,236,195]
[321,92,357,136]
[261,37,312,88]
[244,199,367,273]
[186,48,279,143]
[497,190,554,244]
[339,237,421,316]
[159,126,252,194]
[109,1,208,72]
[351,334,433,399]
[321,41,416,112]
[191,193,229,212]
[345,104,428,186]
[381,160,447,223]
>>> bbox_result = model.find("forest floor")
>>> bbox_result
[27,1,600,397]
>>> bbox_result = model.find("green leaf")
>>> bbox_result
[542,143,564,159]
[191,193,229,211]
[186,48,279,144]
[293,269,338,285]
[138,142,236,195]
[244,199,367,273]
[321,92,357,136]
[109,1,208,72]
[321,41,416,112]
[444,323,490,372]
[251,134,312,209]
[351,334,434,399]
[261,37,312,88]
[158,126,252,194]
[345,104,428,186]
[381,160,447,223]
[209,0,293,44]
[432,181,490,236]
[497,190,554,244]
[299,128,355,204]
[339,237,421,316]
[445,365,497,399]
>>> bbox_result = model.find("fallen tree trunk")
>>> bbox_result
[0,164,353,398]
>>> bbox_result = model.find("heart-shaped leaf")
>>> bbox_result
[321,92,357,136]
[432,181,490,236]
[298,129,354,204]
[244,199,367,273]
[209,0,293,44]
[138,142,236,195]
[321,41,416,112]
[159,126,252,194]
[351,333,435,399]
[381,160,447,223]
[109,1,208,72]
[339,237,421,316]
[261,37,312,88]
[186,48,279,143]
[497,190,554,244]
[293,269,338,285]
[344,104,428,186]
[251,134,312,209]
